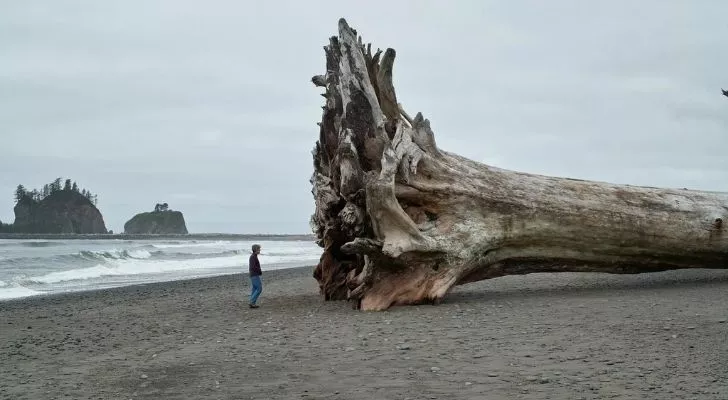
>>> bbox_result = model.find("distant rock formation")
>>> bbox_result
[12,190,107,234]
[124,206,188,234]
[0,219,11,233]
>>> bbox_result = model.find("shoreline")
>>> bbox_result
[0,265,316,305]
[0,233,317,241]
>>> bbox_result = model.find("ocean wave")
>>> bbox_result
[151,240,235,249]
[24,252,320,285]
[0,242,322,270]
[0,239,322,300]
[0,240,65,248]
[184,249,243,256]
[0,249,157,268]
[26,255,241,284]
[79,249,152,260]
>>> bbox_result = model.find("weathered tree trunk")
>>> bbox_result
[310,18,728,311]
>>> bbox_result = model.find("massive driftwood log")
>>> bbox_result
[310,18,728,311]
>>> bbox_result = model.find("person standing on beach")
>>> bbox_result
[248,244,263,308]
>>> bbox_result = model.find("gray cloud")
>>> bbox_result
[1,1,727,233]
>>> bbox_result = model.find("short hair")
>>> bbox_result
[252,244,261,252]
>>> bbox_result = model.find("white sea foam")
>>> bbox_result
[0,286,42,300]
[0,280,7,287]
[126,249,152,259]
[30,265,123,284]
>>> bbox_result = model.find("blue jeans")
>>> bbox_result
[249,275,262,305]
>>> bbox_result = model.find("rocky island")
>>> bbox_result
[1,178,107,234]
[123,203,188,234]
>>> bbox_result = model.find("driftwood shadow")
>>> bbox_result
[448,269,728,304]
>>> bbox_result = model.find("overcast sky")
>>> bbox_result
[1,1,726,234]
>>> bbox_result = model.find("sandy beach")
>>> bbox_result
[2,266,728,400]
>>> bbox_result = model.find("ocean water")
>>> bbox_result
[0,238,322,301]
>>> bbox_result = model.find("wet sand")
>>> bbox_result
[2,267,727,399]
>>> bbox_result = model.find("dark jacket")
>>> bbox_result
[249,253,262,277]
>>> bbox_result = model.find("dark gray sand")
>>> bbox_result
[2,267,727,400]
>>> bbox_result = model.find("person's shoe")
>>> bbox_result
[249,304,259,309]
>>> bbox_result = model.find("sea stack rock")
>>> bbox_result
[13,190,107,234]
[124,204,188,234]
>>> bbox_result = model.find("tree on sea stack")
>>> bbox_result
[309,18,728,311]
